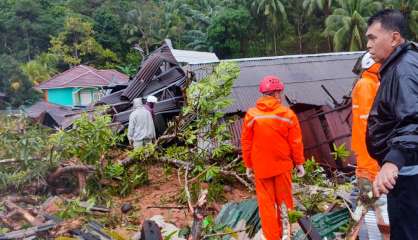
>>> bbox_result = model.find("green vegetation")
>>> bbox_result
[49,110,122,166]
[0,115,56,191]
[331,143,352,163]
[292,157,329,187]
[1,0,417,108]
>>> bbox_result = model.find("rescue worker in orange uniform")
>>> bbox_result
[352,53,390,239]
[241,75,305,240]
[352,52,381,182]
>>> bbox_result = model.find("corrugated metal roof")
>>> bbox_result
[188,51,363,113]
[121,44,183,101]
[171,49,219,64]
[215,198,261,239]
[38,65,129,89]
[24,100,73,119]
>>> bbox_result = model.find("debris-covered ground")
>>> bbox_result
[0,111,371,240]
[0,47,388,239]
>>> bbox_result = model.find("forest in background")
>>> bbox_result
[1,0,417,108]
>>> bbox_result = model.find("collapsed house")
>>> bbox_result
[26,43,362,170]
[95,44,189,136]
[26,44,189,134]
[187,51,363,170]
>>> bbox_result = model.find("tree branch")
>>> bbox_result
[220,169,254,191]
[184,166,194,214]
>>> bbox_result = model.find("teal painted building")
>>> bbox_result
[46,88,99,107]
[38,65,128,107]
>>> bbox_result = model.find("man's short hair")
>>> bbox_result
[368,9,407,37]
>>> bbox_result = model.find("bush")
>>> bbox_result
[292,157,329,187]
[0,115,57,191]
[50,110,123,166]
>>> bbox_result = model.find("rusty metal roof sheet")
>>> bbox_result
[188,51,363,113]
[121,44,181,101]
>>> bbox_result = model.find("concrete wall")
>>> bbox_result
[47,88,74,106]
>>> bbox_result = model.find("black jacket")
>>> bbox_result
[366,41,418,169]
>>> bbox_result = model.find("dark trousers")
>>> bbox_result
[388,174,418,240]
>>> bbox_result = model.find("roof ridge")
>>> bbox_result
[39,65,84,88]
[224,51,363,62]
[58,65,110,87]
[97,69,128,77]
[88,67,111,83]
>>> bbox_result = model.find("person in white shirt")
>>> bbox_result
[127,98,156,148]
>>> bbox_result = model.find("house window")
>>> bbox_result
[80,90,93,106]
[73,88,98,106]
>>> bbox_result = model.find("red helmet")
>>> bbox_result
[259,75,284,93]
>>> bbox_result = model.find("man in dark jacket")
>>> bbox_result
[366,9,418,239]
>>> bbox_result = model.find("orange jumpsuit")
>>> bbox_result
[351,63,381,181]
[241,95,305,240]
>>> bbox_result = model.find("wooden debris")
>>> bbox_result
[220,169,254,191]
[78,201,110,213]
[3,199,43,226]
[0,211,21,230]
[147,205,187,210]
[47,164,95,195]
[47,165,95,183]
[0,220,56,240]
[49,219,83,237]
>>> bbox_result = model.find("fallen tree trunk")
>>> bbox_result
[47,165,95,183]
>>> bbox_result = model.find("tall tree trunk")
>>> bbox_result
[240,38,246,57]
[327,35,333,52]
[264,32,269,55]
[297,19,303,53]
[273,32,278,55]
[26,31,31,61]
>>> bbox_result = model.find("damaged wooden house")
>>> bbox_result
[187,51,363,170]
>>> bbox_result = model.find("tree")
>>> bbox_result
[324,0,382,51]
[0,54,40,109]
[208,7,254,58]
[93,7,125,56]
[251,0,287,55]
[0,0,54,61]
[49,16,119,68]
[178,0,222,51]
[123,1,185,55]
[302,0,335,51]
[21,53,59,85]
[303,0,334,16]
[385,0,418,41]
[286,0,312,53]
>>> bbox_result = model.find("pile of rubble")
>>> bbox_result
[26,43,188,135]
[97,44,188,136]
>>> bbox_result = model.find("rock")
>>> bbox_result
[121,203,133,214]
